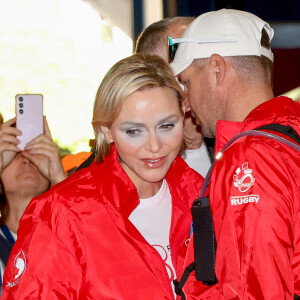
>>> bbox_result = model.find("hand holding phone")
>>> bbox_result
[16,94,44,150]
[21,117,68,185]
[0,117,21,176]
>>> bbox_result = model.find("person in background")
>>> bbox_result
[61,151,92,176]
[72,139,95,172]
[0,116,66,295]
[1,54,204,299]
[171,8,300,299]
[135,17,194,62]
[135,16,213,178]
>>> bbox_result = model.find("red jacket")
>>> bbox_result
[2,146,203,299]
[183,97,300,299]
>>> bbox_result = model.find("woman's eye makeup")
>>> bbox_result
[125,128,141,136]
[121,116,179,137]
[159,123,175,130]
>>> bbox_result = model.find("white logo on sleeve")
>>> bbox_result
[6,251,27,287]
[231,162,260,206]
[233,162,255,193]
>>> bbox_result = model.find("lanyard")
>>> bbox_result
[1,224,15,246]
[0,225,15,293]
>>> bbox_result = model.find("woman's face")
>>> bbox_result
[102,87,184,191]
[1,154,49,198]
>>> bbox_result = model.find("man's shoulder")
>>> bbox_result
[215,132,300,177]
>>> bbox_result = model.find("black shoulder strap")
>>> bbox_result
[191,197,217,285]
[255,124,300,145]
[0,234,13,266]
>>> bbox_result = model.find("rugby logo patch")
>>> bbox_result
[233,162,255,193]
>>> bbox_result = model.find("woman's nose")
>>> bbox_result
[20,155,31,165]
[147,133,162,153]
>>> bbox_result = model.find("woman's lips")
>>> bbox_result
[142,156,167,168]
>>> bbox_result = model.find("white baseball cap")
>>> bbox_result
[171,9,274,76]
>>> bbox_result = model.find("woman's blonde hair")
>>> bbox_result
[92,53,184,163]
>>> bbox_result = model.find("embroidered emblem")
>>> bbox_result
[233,162,255,193]
[6,251,26,287]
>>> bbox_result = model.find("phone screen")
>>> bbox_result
[16,94,44,150]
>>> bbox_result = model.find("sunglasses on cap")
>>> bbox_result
[167,36,238,64]
[167,36,180,64]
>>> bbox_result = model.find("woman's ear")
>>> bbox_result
[100,126,113,144]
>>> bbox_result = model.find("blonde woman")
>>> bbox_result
[2,54,203,299]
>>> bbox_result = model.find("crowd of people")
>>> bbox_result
[0,7,299,300]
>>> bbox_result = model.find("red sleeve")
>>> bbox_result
[211,137,300,298]
[2,195,84,299]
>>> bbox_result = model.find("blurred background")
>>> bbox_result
[0,0,299,154]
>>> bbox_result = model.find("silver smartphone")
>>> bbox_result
[16,94,44,150]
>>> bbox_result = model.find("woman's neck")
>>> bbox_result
[119,160,164,199]
[137,180,163,199]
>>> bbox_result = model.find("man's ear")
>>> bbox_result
[100,126,113,143]
[181,98,187,115]
[209,54,226,87]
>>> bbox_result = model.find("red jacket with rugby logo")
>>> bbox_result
[182,97,300,299]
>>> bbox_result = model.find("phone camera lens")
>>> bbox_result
[19,103,23,108]
[19,97,23,101]
[19,109,23,114]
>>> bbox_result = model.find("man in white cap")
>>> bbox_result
[170,9,300,299]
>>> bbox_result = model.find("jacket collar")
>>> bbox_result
[89,145,200,219]
[89,146,139,219]
[215,96,298,153]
